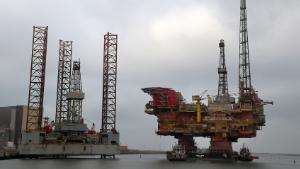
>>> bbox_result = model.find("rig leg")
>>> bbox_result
[207,134,234,159]
[177,135,197,157]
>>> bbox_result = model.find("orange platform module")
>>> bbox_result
[142,86,269,158]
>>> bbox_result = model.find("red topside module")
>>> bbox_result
[142,87,177,108]
[153,90,177,107]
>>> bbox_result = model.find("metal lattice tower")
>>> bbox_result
[66,60,84,123]
[101,32,118,132]
[55,40,73,124]
[26,26,48,132]
[218,39,229,97]
[239,0,252,98]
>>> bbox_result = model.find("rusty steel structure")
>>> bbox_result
[101,33,118,132]
[55,40,73,124]
[142,0,270,159]
[26,26,48,132]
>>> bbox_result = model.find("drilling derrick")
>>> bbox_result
[26,26,48,132]
[55,40,73,125]
[239,0,252,102]
[237,0,268,134]
[55,41,88,134]
[206,39,234,158]
[66,60,84,124]
[101,33,118,132]
[218,39,228,97]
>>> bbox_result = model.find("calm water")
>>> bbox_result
[0,154,299,169]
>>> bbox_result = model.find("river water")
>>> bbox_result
[0,154,299,169]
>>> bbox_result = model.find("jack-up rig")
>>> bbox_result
[18,28,120,158]
[142,0,272,160]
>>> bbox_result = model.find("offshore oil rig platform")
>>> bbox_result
[143,0,272,160]
[17,28,120,158]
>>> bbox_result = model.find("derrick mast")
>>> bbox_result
[55,40,73,124]
[101,33,118,132]
[237,0,268,135]
[66,60,84,123]
[239,0,252,101]
[218,39,229,97]
[206,39,233,158]
[26,26,48,132]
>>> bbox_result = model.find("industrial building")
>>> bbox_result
[0,105,27,155]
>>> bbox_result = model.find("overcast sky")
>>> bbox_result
[0,0,299,154]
